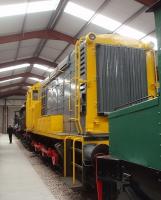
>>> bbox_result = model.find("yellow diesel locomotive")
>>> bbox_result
[23,33,157,188]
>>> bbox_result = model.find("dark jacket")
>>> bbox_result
[7,127,13,135]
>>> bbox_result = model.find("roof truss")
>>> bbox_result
[135,0,158,6]
[0,57,57,69]
[0,82,32,90]
[0,30,76,45]
[0,89,26,98]
[0,72,44,82]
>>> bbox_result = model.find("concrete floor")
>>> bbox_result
[0,134,57,200]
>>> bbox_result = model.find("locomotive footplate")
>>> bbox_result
[96,155,161,200]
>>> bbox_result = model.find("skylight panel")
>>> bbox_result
[92,14,121,31]
[64,1,156,51]
[0,4,26,17]
[33,64,54,73]
[116,25,145,40]
[142,36,158,50]
[64,2,94,21]
[29,77,43,82]
[63,0,158,53]
[0,0,60,18]
[0,77,22,84]
[27,0,60,14]
[0,63,30,73]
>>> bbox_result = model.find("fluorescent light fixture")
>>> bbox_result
[116,25,145,40]
[29,77,43,82]
[142,36,158,50]
[92,14,121,31]
[64,2,94,21]
[0,0,59,18]
[64,2,145,38]
[64,1,156,50]
[0,77,22,84]
[27,0,60,14]
[0,63,30,73]
[33,64,54,73]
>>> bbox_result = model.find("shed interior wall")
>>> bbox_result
[0,96,25,133]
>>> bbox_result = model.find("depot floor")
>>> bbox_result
[0,134,96,200]
[0,134,58,200]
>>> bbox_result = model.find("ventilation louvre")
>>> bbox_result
[96,44,148,114]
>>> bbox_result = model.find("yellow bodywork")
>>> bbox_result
[35,115,63,134]
[26,33,157,138]
[26,83,41,131]
[25,33,157,184]
[82,33,156,134]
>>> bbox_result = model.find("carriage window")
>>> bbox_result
[32,90,39,100]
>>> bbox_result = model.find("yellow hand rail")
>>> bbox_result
[72,137,83,184]
[68,95,72,111]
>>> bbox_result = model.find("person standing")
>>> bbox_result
[7,125,13,144]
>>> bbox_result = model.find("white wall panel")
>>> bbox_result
[0,98,25,133]
[0,106,3,133]
[8,106,22,127]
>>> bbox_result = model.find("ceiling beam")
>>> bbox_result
[54,0,152,63]
[113,5,147,33]
[13,1,29,86]
[0,30,76,45]
[0,72,45,82]
[0,82,32,90]
[15,1,29,60]
[34,0,69,57]
[22,64,34,89]
[0,89,26,98]
[140,29,155,39]
[54,0,111,63]
[135,0,158,6]
[48,0,69,30]
[0,57,57,68]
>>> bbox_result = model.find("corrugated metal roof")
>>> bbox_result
[0,0,156,98]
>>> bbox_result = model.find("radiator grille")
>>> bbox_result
[96,44,148,114]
